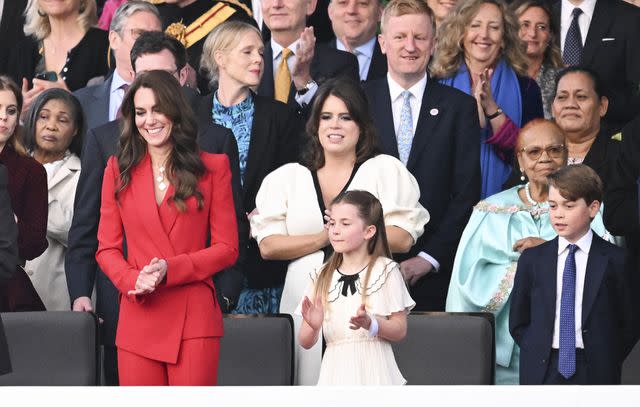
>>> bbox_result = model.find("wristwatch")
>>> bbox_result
[485,108,503,120]
[297,79,316,95]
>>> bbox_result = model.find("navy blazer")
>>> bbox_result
[65,119,243,347]
[509,234,635,384]
[364,77,481,310]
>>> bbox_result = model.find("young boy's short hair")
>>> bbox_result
[547,164,603,205]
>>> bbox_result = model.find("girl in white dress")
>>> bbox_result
[298,190,415,385]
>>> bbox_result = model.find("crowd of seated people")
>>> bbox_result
[1,0,640,387]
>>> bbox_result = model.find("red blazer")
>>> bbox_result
[96,152,238,363]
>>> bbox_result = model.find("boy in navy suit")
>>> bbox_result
[510,164,635,384]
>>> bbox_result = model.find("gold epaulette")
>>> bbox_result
[612,132,622,141]
[165,3,237,48]
[145,0,166,4]
[221,0,253,17]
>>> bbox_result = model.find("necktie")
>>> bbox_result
[563,8,583,66]
[274,48,293,103]
[116,83,130,119]
[559,243,578,379]
[397,90,413,165]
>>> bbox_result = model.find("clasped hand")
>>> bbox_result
[127,257,167,296]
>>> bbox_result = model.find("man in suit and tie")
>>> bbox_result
[364,0,480,311]
[66,31,244,386]
[552,0,640,133]
[257,0,359,113]
[0,164,18,376]
[510,164,635,384]
[326,0,387,82]
[74,1,163,132]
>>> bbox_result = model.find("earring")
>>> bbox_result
[520,168,526,182]
[79,1,86,14]
[37,9,46,17]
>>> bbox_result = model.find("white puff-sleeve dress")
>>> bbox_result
[296,257,416,385]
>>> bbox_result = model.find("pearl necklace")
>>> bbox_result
[524,182,549,219]
[155,165,167,191]
[524,182,538,206]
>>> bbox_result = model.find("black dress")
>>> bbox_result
[7,27,109,92]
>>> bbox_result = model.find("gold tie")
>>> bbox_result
[274,48,293,103]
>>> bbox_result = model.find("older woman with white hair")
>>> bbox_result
[7,0,109,113]
[197,20,303,314]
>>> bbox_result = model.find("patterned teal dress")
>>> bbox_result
[445,185,612,384]
[211,92,283,314]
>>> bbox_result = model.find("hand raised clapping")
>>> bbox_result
[301,295,324,331]
[349,304,372,331]
[127,257,168,296]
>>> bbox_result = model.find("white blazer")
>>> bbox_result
[25,153,81,310]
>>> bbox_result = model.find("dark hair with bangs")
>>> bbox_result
[302,78,380,170]
[116,70,204,211]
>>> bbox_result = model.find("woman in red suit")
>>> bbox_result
[96,70,238,386]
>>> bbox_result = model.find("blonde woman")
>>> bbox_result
[8,0,109,113]
[431,0,543,198]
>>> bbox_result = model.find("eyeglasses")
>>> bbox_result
[519,144,566,160]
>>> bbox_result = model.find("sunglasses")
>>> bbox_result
[518,144,566,160]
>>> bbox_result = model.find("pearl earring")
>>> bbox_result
[520,168,526,182]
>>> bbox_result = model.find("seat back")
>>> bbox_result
[392,312,495,385]
[0,311,99,386]
[218,314,294,385]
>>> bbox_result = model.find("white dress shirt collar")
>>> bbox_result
[561,0,597,23]
[336,36,376,60]
[387,72,428,103]
[557,228,593,256]
[271,38,300,61]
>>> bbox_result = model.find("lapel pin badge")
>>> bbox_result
[430,108,439,116]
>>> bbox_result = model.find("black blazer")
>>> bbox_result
[73,74,114,133]
[510,234,635,384]
[364,78,481,310]
[327,38,388,82]
[7,27,110,92]
[552,0,640,132]
[582,129,621,190]
[0,164,18,376]
[257,41,359,113]
[0,0,26,75]
[65,119,243,346]
[195,93,303,288]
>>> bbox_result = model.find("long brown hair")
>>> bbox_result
[116,70,204,211]
[312,190,392,307]
[0,76,27,156]
[430,0,529,78]
[302,78,380,171]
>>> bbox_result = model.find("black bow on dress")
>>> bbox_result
[338,274,359,297]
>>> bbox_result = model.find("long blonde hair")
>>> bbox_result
[24,0,97,40]
[430,0,529,78]
[312,190,392,307]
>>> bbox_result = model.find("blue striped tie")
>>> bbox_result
[559,244,578,379]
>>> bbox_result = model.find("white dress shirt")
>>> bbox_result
[552,229,593,349]
[386,73,440,271]
[0,0,5,27]
[108,69,130,122]
[271,38,317,106]
[336,36,376,81]
[560,0,597,52]
[252,0,262,30]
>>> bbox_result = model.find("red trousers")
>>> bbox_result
[118,337,220,386]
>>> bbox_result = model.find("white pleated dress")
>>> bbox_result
[296,257,415,385]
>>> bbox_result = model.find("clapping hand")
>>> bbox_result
[349,304,372,331]
[127,257,168,296]
[301,295,324,331]
[291,27,316,90]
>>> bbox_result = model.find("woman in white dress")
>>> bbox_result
[250,77,429,384]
